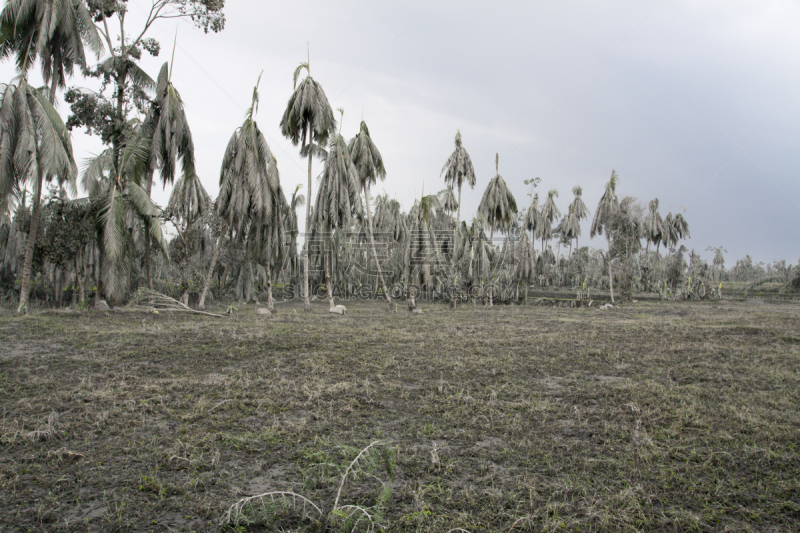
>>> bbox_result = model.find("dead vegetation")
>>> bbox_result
[0,299,798,531]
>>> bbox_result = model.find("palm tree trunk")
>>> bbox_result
[17,172,43,313]
[567,241,573,286]
[303,134,313,312]
[324,226,333,304]
[364,183,392,310]
[145,175,153,289]
[607,235,615,304]
[180,222,191,306]
[454,182,462,264]
[198,229,225,310]
[265,260,274,309]
[488,223,494,307]
[17,74,62,314]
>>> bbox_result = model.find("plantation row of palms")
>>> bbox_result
[0,0,793,313]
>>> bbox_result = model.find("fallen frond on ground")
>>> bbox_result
[127,288,224,317]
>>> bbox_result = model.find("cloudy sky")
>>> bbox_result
[4,1,799,265]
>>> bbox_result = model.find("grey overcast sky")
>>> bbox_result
[3,1,799,265]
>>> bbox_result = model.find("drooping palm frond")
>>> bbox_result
[84,135,168,302]
[438,187,458,215]
[145,61,196,187]
[0,77,76,201]
[0,0,102,93]
[165,171,210,226]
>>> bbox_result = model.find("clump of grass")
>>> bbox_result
[223,440,395,532]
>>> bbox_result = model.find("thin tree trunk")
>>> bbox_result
[145,175,153,289]
[17,172,43,313]
[198,230,225,310]
[265,260,274,309]
[567,241,573,287]
[303,135,313,312]
[607,235,615,304]
[364,183,392,310]
[219,227,233,292]
[488,223,494,307]
[324,226,333,304]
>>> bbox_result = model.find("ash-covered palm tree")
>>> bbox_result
[477,154,517,306]
[514,231,536,303]
[280,58,336,311]
[642,198,663,260]
[284,184,305,284]
[540,189,561,256]
[523,193,542,250]
[0,77,78,312]
[82,134,170,303]
[590,170,620,303]
[142,60,196,288]
[0,0,101,312]
[441,131,476,248]
[568,186,588,249]
[662,212,676,249]
[313,132,361,305]
[373,193,406,284]
[348,120,393,309]
[199,74,279,309]
[405,191,443,292]
[672,211,690,243]
[250,178,287,309]
[0,0,102,101]
[164,171,209,305]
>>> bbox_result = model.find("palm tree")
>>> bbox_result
[590,170,619,303]
[514,231,536,303]
[562,186,589,285]
[441,131,476,252]
[672,211,690,242]
[251,178,287,309]
[540,189,561,256]
[142,59,196,288]
[477,154,517,306]
[0,0,101,312]
[642,198,663,260]
[199,74,279,309]
[313,132,361,305]
[0,0,102,101]
[0,77,78,311]
[82,133,170,303]
[523,193,542,252]
[568,186,588,249]
[348,120,393,309]
[284,184,305,285]
[164,170,210,305]
[280,58,336,311]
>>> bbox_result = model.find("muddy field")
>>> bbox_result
[1,299,798,532]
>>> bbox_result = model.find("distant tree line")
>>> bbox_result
[0,0,796,311]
